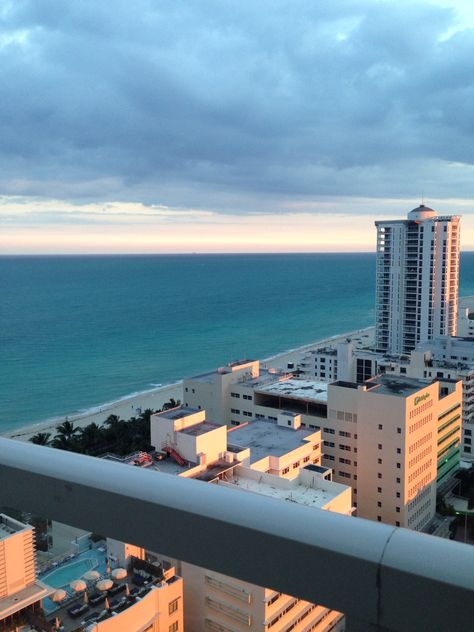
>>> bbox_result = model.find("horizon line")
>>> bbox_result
[2,249,474,257]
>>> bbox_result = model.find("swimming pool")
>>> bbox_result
[41,557,97,588]
[41,548,107,614]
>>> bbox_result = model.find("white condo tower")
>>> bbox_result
[375,204,460,354]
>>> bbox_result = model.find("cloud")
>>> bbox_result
[0,0,473,218]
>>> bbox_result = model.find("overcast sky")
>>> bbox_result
[1,0,473,253]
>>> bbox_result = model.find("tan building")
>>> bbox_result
[298,334,474,463]
[0,513,52,627]
[182,359,301,427]
[325,375,462,529]
[149,407,351,632]
[182,466,350,632]
[106,538,145,569]
[88,574,183,632]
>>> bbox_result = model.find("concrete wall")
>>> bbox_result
[93,578,183,632]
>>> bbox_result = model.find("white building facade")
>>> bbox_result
[375,205,460,354]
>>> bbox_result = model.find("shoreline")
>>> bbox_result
[3,325,375,443]
[4,295,473,443]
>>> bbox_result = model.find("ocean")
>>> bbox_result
[1,253,474,433]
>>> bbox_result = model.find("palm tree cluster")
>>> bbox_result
[29,407,164,456]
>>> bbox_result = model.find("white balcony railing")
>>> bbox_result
[0,437,473,631]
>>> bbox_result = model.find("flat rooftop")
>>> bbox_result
[0,514,28,540]
[365,375,431,397]
[186,360,256,384]
[156,406,200,420]
[0,580,52,618]
[229,420,317,463]
[179,421,221,437]
[256,379,329,403]
[218,476,340,509]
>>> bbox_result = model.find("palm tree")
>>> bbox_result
[55,420,80,440]
[52,420,80,451]
[78,422,104,454]
[29,432,51,446]
[104,414,121,427]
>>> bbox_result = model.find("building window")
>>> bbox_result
[396,492,400,498]
[396,477,401,484]
[377,516,382,522]
[230,409,240,414]
[396,507,400,513]
[378,424,383,430]
[378,473,382,479]
[396,463,401,469]
[282,467,290,474]
[169,623,179,632]
[378,444,382,450]
[169,599,179,614]
[396,521,400,527]
[377,501,382,508]
[397,448,401,454]
[397,428,401,434]
[378,458,382,464]
[377,487,382,493]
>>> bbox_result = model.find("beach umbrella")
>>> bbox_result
[111,568,127,580]
[51,589,67,603]
[96,578,113,591]
[125,584,130,596]
[83,591,89,604]
[70,579,87,592]
[84,570,100,581]
[104,596,110,610]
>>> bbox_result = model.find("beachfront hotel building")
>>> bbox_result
[299,336,474,463]
[325,375,462,529]
[0,513,52,628]
[183,360,463,530]
[375,204,460,354]
[148,406,351,631]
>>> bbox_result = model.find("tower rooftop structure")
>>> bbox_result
[407,204,437,221]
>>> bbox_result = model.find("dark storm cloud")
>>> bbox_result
[0,0,473,211]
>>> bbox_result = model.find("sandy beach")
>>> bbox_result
[5,295,473,443]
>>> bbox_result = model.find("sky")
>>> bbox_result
[1,0,474,253]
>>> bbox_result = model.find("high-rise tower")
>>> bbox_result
[375,204,460,354]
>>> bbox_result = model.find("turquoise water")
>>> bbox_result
[42,557,96,589]
[40,548,107,614]
[1,253,474,432]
